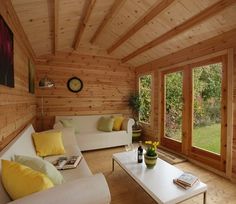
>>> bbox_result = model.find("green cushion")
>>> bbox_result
[14,155,64,185]
[60,119,79,134]
[97,117,114,132]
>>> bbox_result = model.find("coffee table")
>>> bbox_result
[112,151,207,204]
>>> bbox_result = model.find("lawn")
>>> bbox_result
[192,123,221,154]
[167,123,221,154]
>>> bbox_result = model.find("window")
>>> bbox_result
[139,74,152,124]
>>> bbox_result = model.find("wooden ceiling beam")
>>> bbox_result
[73,0,96,50]
[107,0,175,54]
[122,0,236,63]
[52,0,59,55]
[90,0,125,44]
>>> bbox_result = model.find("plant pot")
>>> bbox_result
[144,154,158,169]
[132,129,142,139]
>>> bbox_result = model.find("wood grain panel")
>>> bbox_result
[0,1,36,151]
[122,0,236,63]
[232,49,236,178]
[36,54,135,131]
[0,33,36,151]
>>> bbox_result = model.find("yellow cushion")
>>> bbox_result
[32,131,65,157]
[113,116,124,131]
[1,160,54,200]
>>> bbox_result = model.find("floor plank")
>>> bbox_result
[83,146,236,204]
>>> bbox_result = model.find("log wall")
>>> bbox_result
[35,53,135,130]
[0,1,36,151]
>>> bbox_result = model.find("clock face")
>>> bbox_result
[67,77,83,93]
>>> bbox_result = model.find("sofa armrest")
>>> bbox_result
[8,173,111,204]
[121,118,135,135]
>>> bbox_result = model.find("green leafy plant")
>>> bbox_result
[145,141,159,156]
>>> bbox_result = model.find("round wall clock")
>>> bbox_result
[67,77,83,93]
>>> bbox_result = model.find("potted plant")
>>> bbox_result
[144,141,159,168]
[128,92,142,139]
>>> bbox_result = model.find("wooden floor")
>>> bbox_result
[83,146,236,204]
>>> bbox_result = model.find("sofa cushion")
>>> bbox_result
[113,116,124,131]
[1,160,54,200]
[32,131,65,157]
[15,155,64,185]
[60,119,80,134]
[97,117,114,132]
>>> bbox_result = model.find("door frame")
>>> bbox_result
[160,56,227,171]
[160,67,185,153]
[187,56,227,171]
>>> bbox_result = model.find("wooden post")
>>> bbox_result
[226,48,234,179]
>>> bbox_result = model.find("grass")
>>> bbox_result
[167,123,221,154]
[192,123,221,154]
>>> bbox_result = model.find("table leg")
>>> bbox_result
[203,191,207,204]
[112,158,114,171]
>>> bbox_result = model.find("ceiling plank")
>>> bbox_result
[135,28,236,71]
[3,0,36,61]
[90,0,125,44]
[122,0,236,63]
[73,0,96,50]
[107,0,175,54]
[53,0,59,55]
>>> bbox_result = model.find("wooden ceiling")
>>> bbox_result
[9,0,236,67]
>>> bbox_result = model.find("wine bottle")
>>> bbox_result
[137,141,143,163]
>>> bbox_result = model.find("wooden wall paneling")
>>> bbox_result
[107,0,175,54]
[36,54,135,131]
[232,48,236,179]
[90,0,125,44]
[52,0,59,55]
[73,0,96,50]
[0,41,36,151]
[122,0,236,63]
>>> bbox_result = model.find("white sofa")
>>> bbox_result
[54,114,135,151]
[0,124,111,204]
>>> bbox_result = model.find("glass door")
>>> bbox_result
[161,69,184,152]
[190,60,226,171]
[160,57,227,171]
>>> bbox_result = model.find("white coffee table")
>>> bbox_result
[112,151,207,204]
